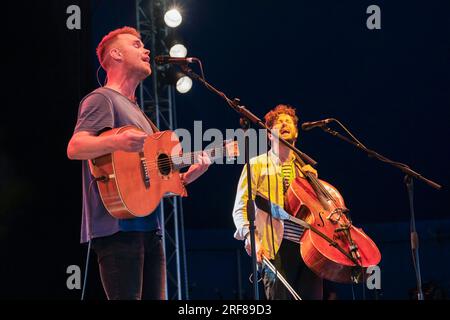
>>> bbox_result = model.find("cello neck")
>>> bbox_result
[295,155,337,207]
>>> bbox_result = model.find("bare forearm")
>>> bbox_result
[179,153,211,185]
[180,168,202,185]
[67,134,118,160]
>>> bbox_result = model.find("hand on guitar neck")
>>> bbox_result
[180,151,212,185]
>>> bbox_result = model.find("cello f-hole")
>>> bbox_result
[317,212,325,227]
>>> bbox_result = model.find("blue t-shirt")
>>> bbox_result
[74,87,160,243]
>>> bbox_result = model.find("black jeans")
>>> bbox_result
[91,231,166,300]
[262,240,323,300]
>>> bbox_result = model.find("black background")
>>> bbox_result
[1,0,449,299]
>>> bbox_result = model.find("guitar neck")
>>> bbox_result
[172,145,227,170]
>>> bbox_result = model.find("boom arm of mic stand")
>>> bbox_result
[316,123,441,301]
[179,65,317,167]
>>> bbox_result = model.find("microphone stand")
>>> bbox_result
[179,65,317,167]
[315,122,441,300]
[240,117,259,300]
[179,64,317,300]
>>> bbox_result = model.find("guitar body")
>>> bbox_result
[89,126,186,219]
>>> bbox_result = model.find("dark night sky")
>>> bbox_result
[175,0,450,228]
[1,0,449,299]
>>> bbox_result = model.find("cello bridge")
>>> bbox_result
[326,208,347,223]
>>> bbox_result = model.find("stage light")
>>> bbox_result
[159,68,192,93]
[176,76,192,93]
[164,9,182,28]
[169,44,187,57]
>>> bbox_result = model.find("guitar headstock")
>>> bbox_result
[224,140,240,159]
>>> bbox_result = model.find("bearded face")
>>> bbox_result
[270,113,298,144]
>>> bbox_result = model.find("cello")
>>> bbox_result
[284,163,381,284]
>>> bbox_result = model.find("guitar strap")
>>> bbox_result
[137,107,160,133]
[96,87,161,134]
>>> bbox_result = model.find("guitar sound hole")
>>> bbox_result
[157,153,172,176]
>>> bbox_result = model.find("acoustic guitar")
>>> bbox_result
[89,125,239,219]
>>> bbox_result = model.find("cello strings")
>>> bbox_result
[296,153,339,206]
[307,172,340,208]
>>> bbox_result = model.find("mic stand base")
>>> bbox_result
[405,175,424,300]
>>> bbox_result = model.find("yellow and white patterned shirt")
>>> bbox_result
[232,150,316,259]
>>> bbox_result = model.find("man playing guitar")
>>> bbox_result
[67,26,210,300]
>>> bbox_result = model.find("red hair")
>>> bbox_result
[264,104,299,129]
[96,26,141,69]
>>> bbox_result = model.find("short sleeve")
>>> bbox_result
[74,92,114,135]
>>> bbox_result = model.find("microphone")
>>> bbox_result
[154,55,195,65]
[301,118,333,131]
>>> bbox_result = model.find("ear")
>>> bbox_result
[109,48,123,62]
[268,129,276,141]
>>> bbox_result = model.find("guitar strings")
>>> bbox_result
[136,146,231,172]
[142,151,217,168]
[138,146,230,168]
[135,141,236,167]
[110,143,235,173]
[143,152,217,171]
[142,150,234,172]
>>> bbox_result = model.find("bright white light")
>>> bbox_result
[169,44,187,58]
[176,76,192,93]
[164,9,182,28]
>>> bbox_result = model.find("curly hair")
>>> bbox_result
[96,26,141,69]
[264,104,299,129]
